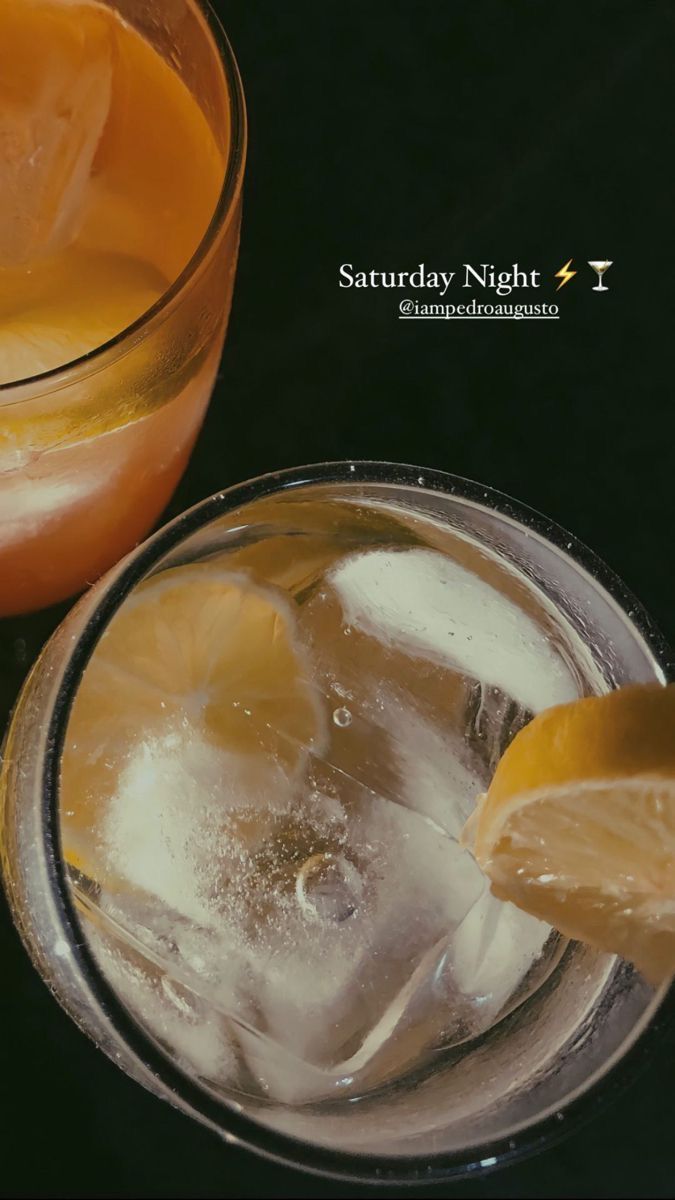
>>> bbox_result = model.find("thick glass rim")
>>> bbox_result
[40,462,675,1184]
[0,0,247,405]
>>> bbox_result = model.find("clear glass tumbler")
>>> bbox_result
[0,0,246,617]
[1,462,673,1184]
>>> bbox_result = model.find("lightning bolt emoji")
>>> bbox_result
[555,258,576,290]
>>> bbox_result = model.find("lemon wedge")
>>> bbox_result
[465,682,675,982]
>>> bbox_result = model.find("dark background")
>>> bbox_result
[2,1,674,1197]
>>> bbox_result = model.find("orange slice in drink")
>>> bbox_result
[0,246,164,385]
[61,566,324,880]
[464,683,675,983]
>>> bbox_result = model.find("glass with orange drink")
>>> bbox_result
[0,0,246,615]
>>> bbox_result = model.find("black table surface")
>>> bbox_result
[2,2,674,1197]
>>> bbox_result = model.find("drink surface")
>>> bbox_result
[0,0,235,614]
[61,491,604,1106]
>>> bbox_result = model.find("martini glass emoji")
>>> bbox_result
[588,261,613,291]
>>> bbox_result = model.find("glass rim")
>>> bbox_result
[39,461,675,1183]
[0,0,247,406]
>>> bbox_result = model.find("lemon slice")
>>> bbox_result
[465,683,675,982]
[0,247,164,384]
[60,566,324,880]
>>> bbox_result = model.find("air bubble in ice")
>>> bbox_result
[333,706,352,728]
[295,852,364,923]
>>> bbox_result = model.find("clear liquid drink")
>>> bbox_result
[59,490,606,1104]
[1,467,668,1179]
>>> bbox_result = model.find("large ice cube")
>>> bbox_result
[0,0,113,266]
[90,719,491,1104]
[67,540,572,1105]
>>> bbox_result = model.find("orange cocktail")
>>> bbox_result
[0,0,246,615]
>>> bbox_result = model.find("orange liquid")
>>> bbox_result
[0,0,240,616]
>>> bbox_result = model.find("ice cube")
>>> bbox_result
[86,706,491,1102]
[0,0,113,266]
[100,729,298,928]
[450,888,552,1024]
[69,539,568,1105]
[86,920,238,1085]
[327,547,578,712]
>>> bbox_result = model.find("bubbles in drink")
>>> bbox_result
[61,492,602,1105]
